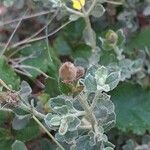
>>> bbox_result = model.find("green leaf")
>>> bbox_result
[59,81,72,95]
[0,139,14,150]
[55,130,78,144]
[20,41,50,78]
[59,119,68,135]
[45,78,60,97]
[12,114,31,130]
[50,116,61,126]
[49,95,74,112]
[19,81,32,100]
[40,138,57,150]
[127,28,150,52]
[84,74,97,92]
[95,66,110,92]
[12,140,27,150]
[105,71,120,91]
[0,57,20,90]
[49,96,66,108]
[83,27,96,47]
[54,36,72,56]
[72,44,91,60]
[67,116,81,131]
[91,2,105,18]
[14,120,40,142]
[45,113,59,127]
[0,110,12,125]
[95,66,108,85]
[117,29,125,47]
[53,105,69,115]
[75,134,101,150]
[63,19,85,41]
[111,83,150,135]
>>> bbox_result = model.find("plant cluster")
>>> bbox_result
[0,0,150,150]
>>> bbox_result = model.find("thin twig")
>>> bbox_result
[32,115,65,150]
[86,0,97,16]
[14,65,50,78]
[21,10,59,44]
[45,15,52,62]
[0,11,51,27]
[64,5,84,17]
[11,20,72,48]
[0,10,28,57]
[0,79,14,92]
[106,0,124,5]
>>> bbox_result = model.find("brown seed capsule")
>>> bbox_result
[76,66,85,79]
[59,62,77,83]
[0,91,19,104]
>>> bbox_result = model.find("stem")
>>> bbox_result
[84,16,96,52]
[81,0,97,52]
[20,102,45,119]
[113,46,124,60]
[64,5,84,17]
[91,91,102,110]
[32,115,65,150]
[0,11,51,27]
[78,94,100,136]
[86,0,97,16]
[19,101,64,149]
[14,65,50,78]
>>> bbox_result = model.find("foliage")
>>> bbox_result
[111,83,150,135]
[0,0,150,149]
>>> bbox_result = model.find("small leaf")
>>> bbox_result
[91,3,105,18]
[54,36,72,56]
[95,66,108,86]
[19,81,32,100]
[40,138,57,150]
[50,116,61,126]
[84,74,97,92]
[49,96,66,109]
[117,29,125,47]
[14,120,40,142]
[45,113,60,127]
[105,71,120,91]
[12,114,31,130]
[0,57,20,90]
[83,27,96,47]
[67,116,81,131]
[59,119,68,135]
[12,140,27,150]
[53,105,69,115]
[20,41,50,78]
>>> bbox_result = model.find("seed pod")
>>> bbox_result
[76,66,85,79]
[59,62,77,84]
[0,91,19,104]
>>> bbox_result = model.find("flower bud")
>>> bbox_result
[59,62,77,84]
[105,30,118,46]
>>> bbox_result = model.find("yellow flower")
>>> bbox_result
[71,0,85,10]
